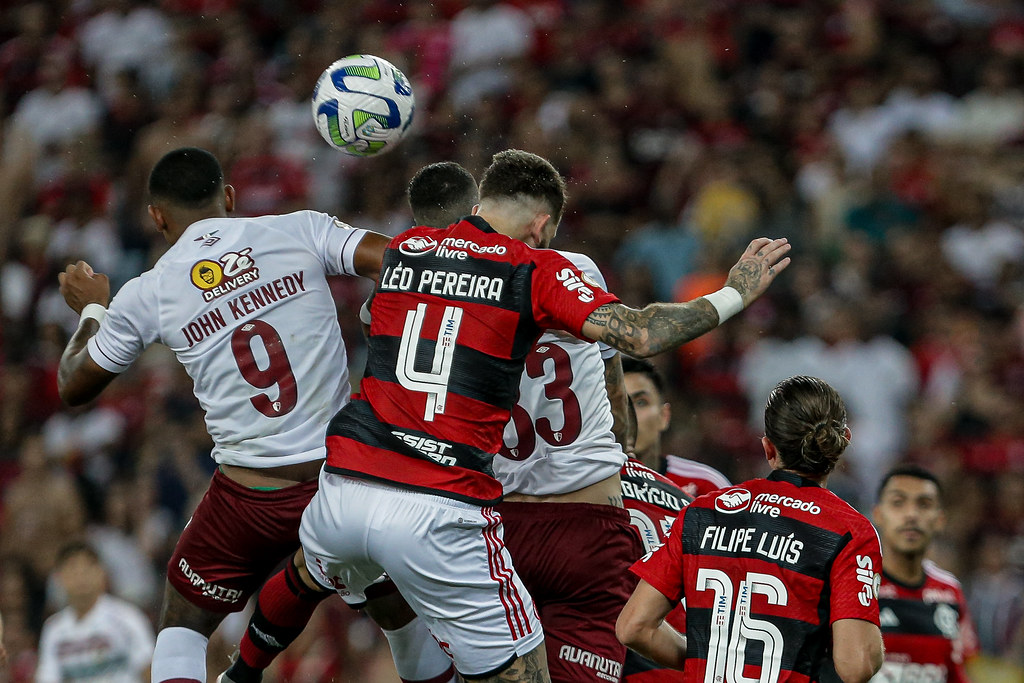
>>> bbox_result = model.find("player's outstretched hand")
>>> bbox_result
[58,260,110,314]
[725,237,791,307]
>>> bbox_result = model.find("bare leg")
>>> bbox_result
[467,643,550,683]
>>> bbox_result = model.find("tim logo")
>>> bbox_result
[399,236,438,256]
[714,488,752,513]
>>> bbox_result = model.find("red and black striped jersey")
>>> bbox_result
[632,469,882,683]
[325,216,618,505]
[663,454,731,498]
[621,458,691,682]
[873,561,979,683]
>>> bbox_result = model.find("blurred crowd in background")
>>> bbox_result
[2,0,1024,680]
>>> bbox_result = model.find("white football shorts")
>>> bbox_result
[300,471,545,677]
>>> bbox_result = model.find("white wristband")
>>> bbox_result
[703,286,743,324]
[81,303,107,326]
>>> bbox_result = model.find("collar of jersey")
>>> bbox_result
[462,214,497,233]
[767,469,821,488]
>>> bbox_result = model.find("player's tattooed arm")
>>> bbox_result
[584,300,719,358]
[603,354,635,452]
[581,237,791,358]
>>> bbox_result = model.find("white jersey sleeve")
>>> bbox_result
[89,211,368,468]
[88,275,160,372]
[493,250,625,496]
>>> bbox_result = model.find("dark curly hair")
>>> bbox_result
[479,149,568,224]
[407,161,478,229]
[764,376,849,478]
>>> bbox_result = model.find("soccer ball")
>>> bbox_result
[311,54,415,157]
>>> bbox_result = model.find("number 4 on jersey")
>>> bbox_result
[397,303,464,421]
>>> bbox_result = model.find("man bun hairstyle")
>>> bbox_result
[479,149,568,224]
[764,375,849,477]
[408,161,479,229]
[149,147,224,208]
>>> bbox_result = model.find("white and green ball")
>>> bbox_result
[312,54,415,157]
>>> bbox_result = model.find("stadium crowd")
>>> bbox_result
[1,0,1024,680]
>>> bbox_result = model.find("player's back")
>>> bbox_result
[675,472,879,682]
[493,250,625,496]
[326,217,618,505]
[91,210,360,466]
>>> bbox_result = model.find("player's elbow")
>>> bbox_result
[833,640,883,683]
[615,609,647,651]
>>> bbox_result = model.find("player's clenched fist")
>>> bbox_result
[58,261,110,314]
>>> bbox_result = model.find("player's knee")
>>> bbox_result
[364,589,417,631]
[158,581,223,636]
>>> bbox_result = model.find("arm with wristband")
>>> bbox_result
[581,237,790,358]
[56,260,119,405]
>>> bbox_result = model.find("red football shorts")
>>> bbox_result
[167,469,318,613]
[498,501,644,683]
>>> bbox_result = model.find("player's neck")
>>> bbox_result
[882,549,926,585]
[69,593,102,619]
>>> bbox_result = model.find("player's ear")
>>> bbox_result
[148,205,166,233]
[659,401,671,433]
[224,184,236,213]
[526,212,551,247]
[471,204,481,215]
[762,436,780,468]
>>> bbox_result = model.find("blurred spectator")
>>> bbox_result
[36,543,154,683]
[940,185,1024,293]
[448,0,534,111]
[0,435,86,591]
[958,58,1024,145]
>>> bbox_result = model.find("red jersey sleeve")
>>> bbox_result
[629,510,686,603]
[530,250,619,339]
[829,516,882,625]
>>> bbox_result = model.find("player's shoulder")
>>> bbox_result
[665,455,731,488]
[41,605,75,632]
[923,559,964,590]
[552,250,607,287]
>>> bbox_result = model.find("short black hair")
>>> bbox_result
[877,464,943,502]
[479,149,568,224]
[407,161,478,229]
[621,356,664,396]
[148,147,224,208]
[56,541,101,567]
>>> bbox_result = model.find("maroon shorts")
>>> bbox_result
[498,501,644,683]
[167,469,318,613]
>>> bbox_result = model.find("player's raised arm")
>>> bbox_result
[581,237,791,358]
[56,261,118,406]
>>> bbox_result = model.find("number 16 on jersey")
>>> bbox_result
[396,303,464,421]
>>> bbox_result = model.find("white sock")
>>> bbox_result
[151,627,209,683]
[381,617,456,683]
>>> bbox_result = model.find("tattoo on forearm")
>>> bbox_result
[587,301,718,357]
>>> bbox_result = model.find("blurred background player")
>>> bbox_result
[618,375,884,683]
[619,457,691,683]
[220,160,478,683]
[35,542,155,683]
[622,357,730,497]
[871,464,979,682]
[223,149,790,683]
[54,148,452,683]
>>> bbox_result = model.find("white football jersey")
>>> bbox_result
[493,251,626,495]
[88,211,367,467]
[36,594,155,683]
